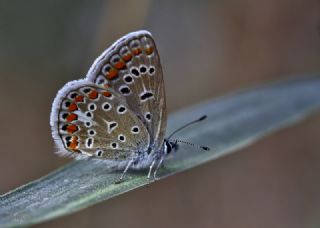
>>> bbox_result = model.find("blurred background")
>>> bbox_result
[1,0,320,227]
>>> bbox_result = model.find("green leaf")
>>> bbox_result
[1,76,320,227]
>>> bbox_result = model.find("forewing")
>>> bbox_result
[50,79,150,160]
[86,31,167,150]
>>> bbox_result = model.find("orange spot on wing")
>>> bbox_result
[106,68,118,80]
[122,53,132,62]
[74,95,84,102]
[66,113,77,122]
[132,48,142,55]
[114,60,125,70]
[68,103,78,112]
[102,91,112,97]
[68,137,79,150]
[67,124,78,134]
[145,46,154,55]
[88,90,98,99]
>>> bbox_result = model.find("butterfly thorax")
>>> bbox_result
[129,139,176,169]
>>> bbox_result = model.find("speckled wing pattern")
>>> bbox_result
[50,31,166,164]
[86,30,167,152]
[50,80,150,160]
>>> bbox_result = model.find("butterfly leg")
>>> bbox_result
[115,159,134,184]
[153,155,165,181]
[147,159,156,180]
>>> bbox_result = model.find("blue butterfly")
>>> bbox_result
[50,31,208,183]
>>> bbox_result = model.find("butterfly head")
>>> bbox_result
[163,115,209,155]
[163,139,179,155]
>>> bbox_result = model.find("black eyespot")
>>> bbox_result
[62,124,68,130]
[118,106,126,113]
[132,126,139,133]
[97,150,103,157]
[103,103,111,110]
[124,75,133,83]
[140,66,147,73]
[83,88,91,93]
[88,130,95,135]
[131,41,139,48]
[131,68,139,77]
[149,67,155,74]
[120,47,129,55]
[111,142,117,148]
[140,92,154,101]
[103,64,111,72]
[89,104,96,110]
[86,112,92,118]
[62,113,68,119]
[70,93,78,99]
[110,122,117,129]
[64,101,71,107]
[120,86,131,95]
[145,113,151,120]
[112,56,120,63]
[65,136,72,141]
[119,135,125,141]
[87,138,93,147]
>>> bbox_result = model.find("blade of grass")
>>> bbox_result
[1,76,320,227]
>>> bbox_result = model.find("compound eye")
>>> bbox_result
[165,141,172,154]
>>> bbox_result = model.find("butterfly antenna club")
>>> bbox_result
[167,115,207,140]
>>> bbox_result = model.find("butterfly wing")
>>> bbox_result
[86,31,167,151]
[50,79,150,160]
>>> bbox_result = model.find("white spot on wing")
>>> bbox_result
[131,126,140,134]
[88,103,97,111]
[102,102,112,111]
[117,105,127,114]
[110,142,118,149]
[85,137,94,148]
[105,120,118,134]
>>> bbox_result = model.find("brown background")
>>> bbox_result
[1,0,320,227]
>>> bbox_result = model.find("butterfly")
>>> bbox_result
[50,30,208,183]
